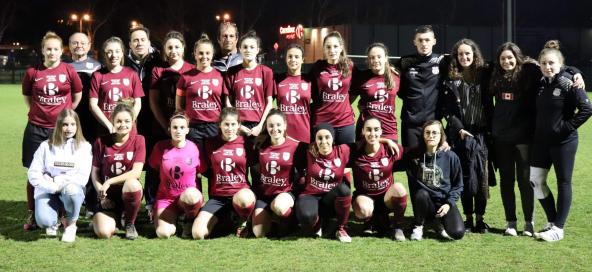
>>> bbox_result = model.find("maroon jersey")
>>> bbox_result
[310,60,355,127]
[254,138,305,197]
[352,70,400,140]
[22,62,83,128]
[151,62,194,121]
[177,68,224,123]
[275,73,312,143]
[224,64,275,122]
[92,134,146,183]
[200,135,250,197]
[351,143,403,196]
[89,67,144,120]
[302,144,350,195]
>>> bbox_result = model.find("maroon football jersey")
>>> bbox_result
[200,135,250,197]
[302,144,350,195]
[92,134,146,183]
[310,60,355,127]
[254,138,304,197]
[89,67,144,120]
[224,64,275,122]
[352,70,400,140]
[351,143,403,196]
[177,68,224,123]
[22,62,83,128]
[275,74,312,143]
[151,62,194,120]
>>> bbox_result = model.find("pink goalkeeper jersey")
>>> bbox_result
[150,140,200,199]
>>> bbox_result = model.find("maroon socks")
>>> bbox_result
[334,195,352,228]
[122,191,142,225]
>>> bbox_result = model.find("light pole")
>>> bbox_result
[215,13,231,23]
[71,13,91,33]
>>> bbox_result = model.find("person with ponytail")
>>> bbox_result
[251,109,306,237]
[22,31,83,230]
[176,33,225,147]
[530,40,591,242]
[310,31,356,145]
[144,31,194,221]
[91,102,145,240]
[192,107,256,239]
[274,44,312,143]
[149,112,203,239]
[351,42,400,141]
[28,109,91,242]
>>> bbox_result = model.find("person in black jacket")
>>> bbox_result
[531,41,592,242]
[406,120,464,241]
[441,38,494,233]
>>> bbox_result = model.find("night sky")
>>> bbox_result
[2,0,591,52]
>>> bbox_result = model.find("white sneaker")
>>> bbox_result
[410,225,423,241]
[504,227,518,237]
[523,221,534,237]
[534,222,555,239]
[335,227,352,243]
[538,226,564,242]
[46,224,59,236]
[61,225,77,243]
[315,227,323,238]
[393,228,406,241]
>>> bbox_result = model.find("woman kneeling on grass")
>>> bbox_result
[28,109,91,242]
[407,120,465,241]
[91,102,145,240]
[193,107,256,239]
[149,112,204,239]
[350,117,407,241]
[295,123,353,243]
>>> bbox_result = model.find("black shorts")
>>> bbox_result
[353,191,389,213]
[255,192,295,210]
[201,196,234,217]
[96,185,125,218]
[22,122,53,168]
[188,122,219,147]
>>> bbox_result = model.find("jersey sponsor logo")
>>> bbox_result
[322,91,346,102]
[111,79,121,85]
[240,85,255,99]
[198,85,212,99]
[108,87,122,102]
[58,74,67,83]
[126,152,134,161]
[114,153,124,160]
[43,82,59,96]
[327,77,343,91]
[266,160,280,175]
[319,168,335,181]
[220,157,236,172]
[432,66,440,75]
[111,162,126,175]
[46,75,57,82]
[169,165,184,180]
[123,78,130,86]
[374,89,388,103]
[310,168,337,190]
[368,168,384,182]
[286,90,300,104]
[261,174,287,186]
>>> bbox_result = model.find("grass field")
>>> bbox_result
[1,84,591,271]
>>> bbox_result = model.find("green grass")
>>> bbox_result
[1,84,591,271]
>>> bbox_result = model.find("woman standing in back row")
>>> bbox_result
[22,31,83,230]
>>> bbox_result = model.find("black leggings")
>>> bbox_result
[495,141,534,222]
[296,183,350,232]
[531,136,578,228]
[413,189,465,240]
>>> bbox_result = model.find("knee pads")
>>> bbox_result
[530,167,550,199]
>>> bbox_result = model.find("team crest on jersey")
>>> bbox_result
[212,78,219,86]
[126,151,134,160]
[432,66,440,75]
[236,148,244,156]
[380,157,389,166]
[301,83,309,91]
[255,78,262,86]
[282,152,290,161]
[553,88,562,96]
[334,158,341,167]
[58,74,67,83]
[123,78,130,86]
[185,157,193,165]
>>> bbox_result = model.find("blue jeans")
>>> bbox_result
[35,184,85,228]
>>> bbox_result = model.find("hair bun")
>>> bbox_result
[117,98,135,108]
[544,40,561,50]
[200,33,210,40]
